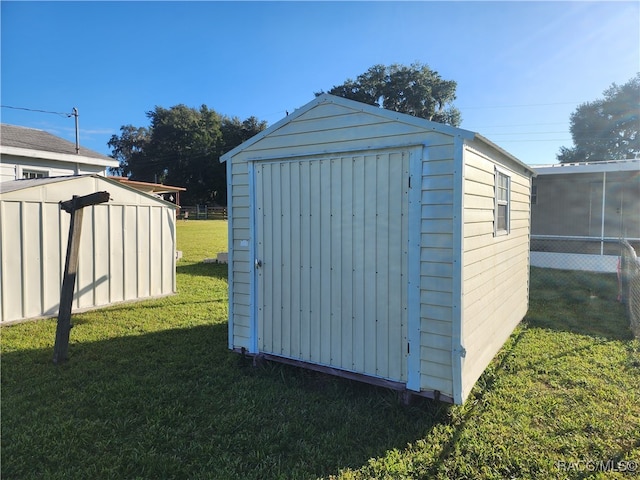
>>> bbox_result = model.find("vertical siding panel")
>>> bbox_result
[39,202,46,313]
[279,162,292,356]
[363,154,378,375]
[147,206,155,297]
[375,154,390,378]
[401,152,410,382]
[340,157,354,371]
[109,205,124,303]
[137,206,150,299]
[0,202,5,322]
[299,161,312,360]
[271,164,284,355]
[288,161,301,358]
[309,159,321,363]
[330,157,342,366]
[20,202,28,317]
[24,202,42,316]
[387,152,405,381]
[148,207,159,296]
[3,203,23,321]
[42,203,62,316]
[76,205,94,309]
[123,205,137,300]
[260,165,272,352]
[319,159,332,365]
[94,205,110,306]
[165,206,176,295]
[351,156,365,373]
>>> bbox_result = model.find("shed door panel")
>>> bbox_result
[255,152,409,382]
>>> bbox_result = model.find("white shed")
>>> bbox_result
[221,94,535,404]
[0,175,177,324]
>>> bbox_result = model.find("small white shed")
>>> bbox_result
[221,94,535,404]
[0,175,177,324]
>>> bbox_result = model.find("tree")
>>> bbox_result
[317,62,461,126]
[107,125,149,177]
[108,105,266,205]
[558,74,640,163]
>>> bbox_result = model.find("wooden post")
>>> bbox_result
[53,191,110,364]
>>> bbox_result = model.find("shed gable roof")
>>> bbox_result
[221,94,475,162]
[0,174,176,208]
[221,94,534,176]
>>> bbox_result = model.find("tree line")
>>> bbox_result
[108,65,639,206]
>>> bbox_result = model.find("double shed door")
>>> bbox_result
[253,150,410,382]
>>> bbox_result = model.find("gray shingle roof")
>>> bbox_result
[1,123,113,161]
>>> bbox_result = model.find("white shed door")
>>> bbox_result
[254,151,409,382]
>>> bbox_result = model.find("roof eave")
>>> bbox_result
[0,145,118,168]
[533,158,640,175]
[472,133,537,176]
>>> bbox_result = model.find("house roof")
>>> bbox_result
[533,158,640,175]
[221,94,535,175]
[0,123,118,167]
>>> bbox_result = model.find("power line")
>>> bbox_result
[0,105,74,118]
[459,101,583,110]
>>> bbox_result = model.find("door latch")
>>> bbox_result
[255,258,263,269]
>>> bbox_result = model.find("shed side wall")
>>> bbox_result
[461,144,531,400]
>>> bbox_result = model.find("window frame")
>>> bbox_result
[494,167,511,236]
[22,169,49,179]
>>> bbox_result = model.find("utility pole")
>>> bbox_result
[72,107,79,154]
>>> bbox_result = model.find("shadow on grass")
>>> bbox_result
[526,267,633,341]
[1,323,451,479]
[176,261,228,279]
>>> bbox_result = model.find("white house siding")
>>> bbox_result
[0,176,176,323]
[0,153,112,182]
[418,140,457,397]
[460,142,531,399]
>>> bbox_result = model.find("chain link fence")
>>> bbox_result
[530,236,640,339]
[619,240,640,339]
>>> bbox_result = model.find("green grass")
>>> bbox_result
[2,221,639,479]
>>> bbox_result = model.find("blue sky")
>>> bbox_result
[1,1,638,166]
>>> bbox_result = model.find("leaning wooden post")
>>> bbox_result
[53,191,110,365]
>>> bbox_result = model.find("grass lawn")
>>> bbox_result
[2,220,639,479]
